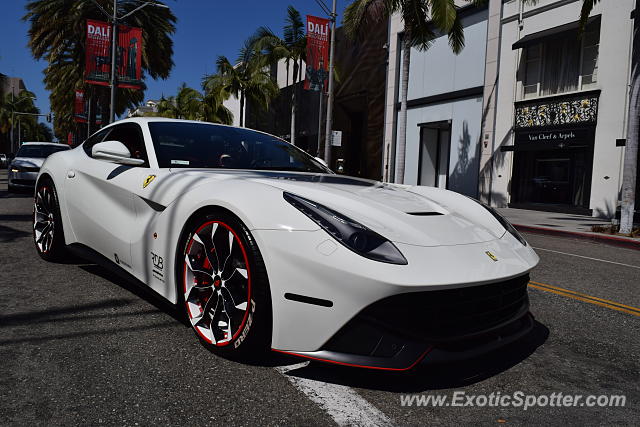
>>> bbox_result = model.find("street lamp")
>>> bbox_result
[88,0,169,123]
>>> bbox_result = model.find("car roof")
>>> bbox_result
[107,117,237,128]
[99,117,285,141]
[20,142,68,147]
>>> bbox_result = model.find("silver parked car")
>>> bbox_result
[8,142,70,192]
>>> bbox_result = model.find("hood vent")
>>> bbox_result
[406,212,443,216]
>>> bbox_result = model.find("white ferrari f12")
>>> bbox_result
[34,118,538,370]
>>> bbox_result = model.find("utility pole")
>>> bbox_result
[109,0,118,124]
[88,0,168,123]
[316,85,324,157]
[323,0,337,166]
[9,86,14,153]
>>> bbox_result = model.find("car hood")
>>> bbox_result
[166,170,503,247]
[11,157,44,168]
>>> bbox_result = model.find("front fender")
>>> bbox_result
[132,178,320,304]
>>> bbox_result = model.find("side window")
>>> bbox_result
[101,123,149,167]
[82,128,111,157]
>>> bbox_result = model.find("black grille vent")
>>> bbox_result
[358,274,530,343]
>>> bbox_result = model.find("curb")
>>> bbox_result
[513,224,640,251]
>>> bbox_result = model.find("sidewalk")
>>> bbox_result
[498,207,640,250]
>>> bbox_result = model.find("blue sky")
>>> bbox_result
[0,0,347,125]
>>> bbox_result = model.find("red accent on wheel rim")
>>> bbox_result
[182,220,252,346]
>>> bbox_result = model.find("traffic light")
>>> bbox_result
[46,113,52,123]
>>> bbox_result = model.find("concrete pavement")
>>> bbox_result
[499,207,640,249]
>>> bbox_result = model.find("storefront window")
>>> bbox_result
[522,19,600,99]
[511,91,599,213]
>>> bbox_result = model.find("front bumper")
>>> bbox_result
[275,311,534,370]
[252,228,539,370]
[8,170,39,188]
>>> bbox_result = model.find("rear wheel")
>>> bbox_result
[33,179,68,261]
[179,210,271,358]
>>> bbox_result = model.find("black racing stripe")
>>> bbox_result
[284,293,333,307]
[406,212,443,216]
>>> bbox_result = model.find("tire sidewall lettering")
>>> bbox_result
[234,299,256,349]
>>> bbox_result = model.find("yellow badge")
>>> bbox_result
[485,251,498,262]
[143,175,156,188]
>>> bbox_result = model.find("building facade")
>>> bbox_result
[489,0,635,216]
[384,0,638,218]
[383,4,489,197]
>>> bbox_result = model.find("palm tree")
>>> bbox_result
[255,6,306,144]
[154,83,234,125]
[204,36,279,127]
[0,90,40,148]
[155,84,201,120]
[343,0,465,183]
[23,0,176,137]
[201,81,234,125]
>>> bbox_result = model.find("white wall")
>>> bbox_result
[400,97,484,196]
[223,95,241,127]
[392,8,488,194]
[276,59,306,89]
[406,11,488,100]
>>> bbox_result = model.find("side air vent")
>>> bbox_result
[406,212,443,216]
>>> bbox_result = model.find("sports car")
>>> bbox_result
[34,118,538,370]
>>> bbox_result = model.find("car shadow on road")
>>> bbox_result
[77,263,187,326]
[0,223,31,243]
[276,321,550,392]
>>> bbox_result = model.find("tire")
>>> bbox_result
[177,209,271,359]
[33,178,68,261]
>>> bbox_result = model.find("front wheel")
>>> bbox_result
[33,179,68,261]
[178,211,271,358]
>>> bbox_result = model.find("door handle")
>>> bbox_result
[67,170,76,178]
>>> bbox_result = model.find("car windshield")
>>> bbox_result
[148,122,331,173]
[16,144,69,158]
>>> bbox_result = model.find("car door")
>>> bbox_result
[65,123,150,270]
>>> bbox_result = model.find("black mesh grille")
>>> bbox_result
[358,274,530,343]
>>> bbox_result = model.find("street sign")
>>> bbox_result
[331,130,342,147]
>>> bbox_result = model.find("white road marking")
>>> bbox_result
[275,362,393,427]
[532,247,640,270]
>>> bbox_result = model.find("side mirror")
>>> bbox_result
[92,140,145,166]
[314,156,329,168]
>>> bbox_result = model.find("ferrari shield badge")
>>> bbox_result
[143,175,156,188]
[485,251,498,262]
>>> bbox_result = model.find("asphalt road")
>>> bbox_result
[1,170,638,426]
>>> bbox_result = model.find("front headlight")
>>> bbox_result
[10,165,21,173]
[283,192,408,265]
[471,198,527,246]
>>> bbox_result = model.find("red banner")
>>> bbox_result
[74,90,87,123]
[116,25,143,89]
[85,20,112,86]
[304,15,330,91]
[74,90,103,125]
[85,20,143,89]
